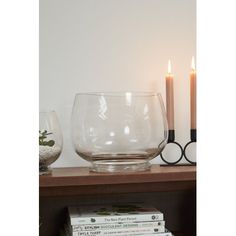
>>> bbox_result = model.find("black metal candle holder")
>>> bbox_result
[160,130,184,165]
[183,129,196,165]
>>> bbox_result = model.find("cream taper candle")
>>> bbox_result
[166,60,175,130]
[190,57,196,129]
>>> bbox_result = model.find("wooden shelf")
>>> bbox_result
[40,165,196,197]
[40,165,196,236]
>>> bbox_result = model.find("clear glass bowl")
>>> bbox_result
[71,92,168,172]
[39,111,63,174]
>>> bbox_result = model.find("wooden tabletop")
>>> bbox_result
[39,165,196,196]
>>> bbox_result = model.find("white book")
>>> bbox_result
[65,229,173,236]
[132,229,173,236]
[72,221,165,232]
[68,204,164,225]
[133,234,172,236]
[72,226,165,236]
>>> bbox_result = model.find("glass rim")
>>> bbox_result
[75,92,162,97]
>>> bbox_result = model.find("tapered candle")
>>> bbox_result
[190,57,196,129]
[166,60,175,130]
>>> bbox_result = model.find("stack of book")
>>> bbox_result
[60,203,174,236]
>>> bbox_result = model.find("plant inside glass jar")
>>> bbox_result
[39,130,55,147]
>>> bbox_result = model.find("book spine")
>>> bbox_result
[132,233,172,236]
[70,213,164,225]
[72,221,165,232]
[72,226,165,236]
[135,233,172,236]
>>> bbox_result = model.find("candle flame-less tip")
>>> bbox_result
[168,60,172,74]
[191,56,195,70]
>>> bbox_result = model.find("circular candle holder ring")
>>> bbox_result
[183,141,196,165]
[160,141,184,165]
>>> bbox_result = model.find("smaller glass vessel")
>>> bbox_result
[39,111,63,175]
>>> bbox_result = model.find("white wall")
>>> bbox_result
[39,0,196,167]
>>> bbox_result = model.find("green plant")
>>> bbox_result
[39,130,55,147]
